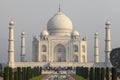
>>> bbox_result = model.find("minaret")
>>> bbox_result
[8,20,15,68]
[21,32,25,62]
[94,32,99,63]
[105,19,111,67]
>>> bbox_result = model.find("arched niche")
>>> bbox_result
[42,55,47,62]
[54,44,66,62]
[73,45,78,52]
[42,45,47,52]
[73,55,78,62]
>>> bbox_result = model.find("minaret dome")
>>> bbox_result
[9,20,14,25]
[105,19,111,25]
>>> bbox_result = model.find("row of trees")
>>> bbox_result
[76,67,117,80]
[76,67,89,79]
[3,66,42,80]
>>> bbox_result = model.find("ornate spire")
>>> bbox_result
[59,4,61,12]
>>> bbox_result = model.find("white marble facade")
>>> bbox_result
[32,11,87,63]
[8,10,111,68]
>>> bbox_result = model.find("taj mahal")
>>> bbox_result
[8,7,111,68]
[32,11,87,63]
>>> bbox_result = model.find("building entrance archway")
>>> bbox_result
[54,44,66,62]
[73,55,78,62]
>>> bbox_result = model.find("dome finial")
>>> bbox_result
[9,19,14,25]
[106,17,110,25]
[59,4,61,12]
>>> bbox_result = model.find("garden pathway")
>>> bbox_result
[0,77,3,80]
[41,74,74,80]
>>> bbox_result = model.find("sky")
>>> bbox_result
[0,0,120,63]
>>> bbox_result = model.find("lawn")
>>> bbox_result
[71,74,87,80]
[30,74,47,80]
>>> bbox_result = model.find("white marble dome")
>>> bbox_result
[41,30,49,36]
[47,12,73,36]
[72,30,80,36]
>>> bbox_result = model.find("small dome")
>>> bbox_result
[72,30,80,36]
[21,32,25,35]
[9,20,14,25]
[41,30,49,36]
[95,32,98,35]
[47,12,73,36]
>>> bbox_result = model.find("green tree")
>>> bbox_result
[24,67,27,80]
[94,68,97,80]
[22,67,25,80]
[9,67,13,80]
[17,67,22,80]
[101,68,105,80]
[14,71,18,80]
[111,67,117,80]
[0,64,2,77]
[3,67,9,80]
[89,67,94,80]
[26,67,29,80]
[106,67,110,80]
[76,67,89,79]
[97,68,101,80]
[39,67,42,75]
